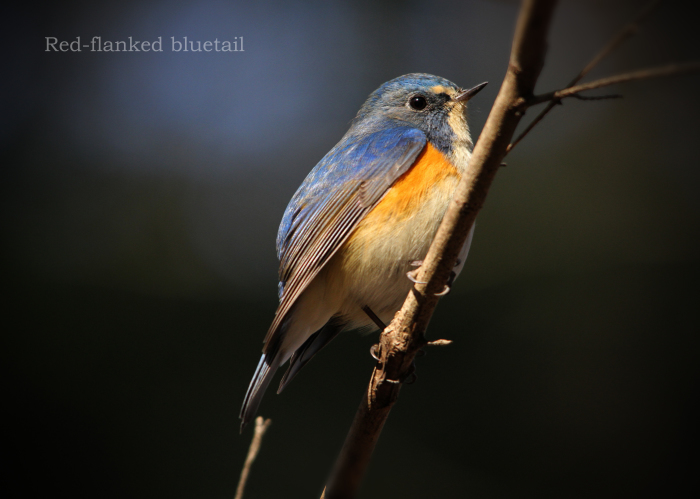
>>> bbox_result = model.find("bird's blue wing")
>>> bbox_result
[266,125,426,344]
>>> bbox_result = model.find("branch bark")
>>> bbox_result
[320,1,558,498]
[507,0,662,152]
[527,62,700,105]
[235,416,271,499]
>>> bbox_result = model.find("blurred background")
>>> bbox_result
[2,0,698,497]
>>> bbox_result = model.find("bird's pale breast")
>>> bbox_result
[325,142,461,324]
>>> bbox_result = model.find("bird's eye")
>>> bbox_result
[408,95,427,111]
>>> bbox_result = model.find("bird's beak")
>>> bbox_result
[455,82,488,102]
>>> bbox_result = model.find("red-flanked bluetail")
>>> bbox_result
[240,74,486,430]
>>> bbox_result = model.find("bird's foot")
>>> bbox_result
[362,305,386,330]
[435,270,457,297]
[384,361,417,385]
[406,259,460,296]
[406,261,427,285]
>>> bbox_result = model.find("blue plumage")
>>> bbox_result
[277,126,426,299]
[240,74,485,430]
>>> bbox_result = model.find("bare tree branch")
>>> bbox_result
[235,416,271,499]
[508,0,662,152]
[320,1,558,498]
[575,0,662,82]
[527,62,700,105]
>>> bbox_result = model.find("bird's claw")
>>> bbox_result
[408,270,456,296]
[384,361,417,385]
[435,270,457,297]
[406,268,428,285]
[407,260,460,295]
[407,260,427,284]
[435,284,451,297]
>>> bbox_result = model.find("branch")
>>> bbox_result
[320,1,558,498]
[527,62,700,105]
[235,416,272,499]
[507,0,662,152]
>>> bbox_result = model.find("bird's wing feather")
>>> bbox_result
[276,319,344,394]
[265,126,427,347]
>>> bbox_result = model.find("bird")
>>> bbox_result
[240,73,486,430]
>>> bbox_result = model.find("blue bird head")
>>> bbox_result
[350,73,486,156]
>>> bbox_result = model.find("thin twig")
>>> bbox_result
[507,0,661,152]
[235,416,272,499]
[528,62,700,106]
[320,1,558,498]
[575,0,661,81]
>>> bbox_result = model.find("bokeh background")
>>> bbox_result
[3,0,699,497]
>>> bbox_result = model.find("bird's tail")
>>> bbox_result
[239,354,280,432]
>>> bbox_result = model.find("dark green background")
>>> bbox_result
[3,0,698,497]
